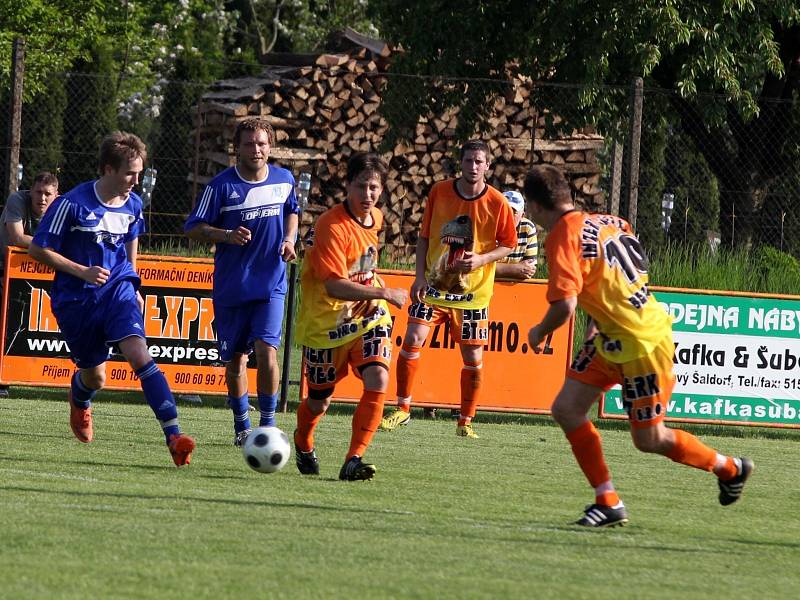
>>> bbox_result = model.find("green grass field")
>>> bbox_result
[2,389,799,599]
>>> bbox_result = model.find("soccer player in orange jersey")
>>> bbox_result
[380,140,517,438]
[294,152,408,480]
[524,165,754,527]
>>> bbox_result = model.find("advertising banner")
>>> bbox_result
[0,248,252,394]
[600,289,800,428]
[304,271,574,413]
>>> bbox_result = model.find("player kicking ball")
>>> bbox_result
[294,153,408,480]
[30,132,195,466]
[524,165,753,527]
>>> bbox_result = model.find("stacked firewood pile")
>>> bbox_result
[192,35,604,263]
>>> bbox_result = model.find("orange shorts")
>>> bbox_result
[568,334,675,428]
[407,301,488,346]
[303,323,393,392]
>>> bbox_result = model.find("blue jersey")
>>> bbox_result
[32,180,145,307]
[185,165,299,307]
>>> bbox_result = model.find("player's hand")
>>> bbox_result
[135,291,145,312]
[83,265,110,286]
[410,276,427,304]
[227,226,251,246]
[280,240,297,262]
[528,325,545,354]
[383,287,408,309]
[453,251,485,273]
[518,260,536,279]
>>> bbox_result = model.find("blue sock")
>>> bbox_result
[228,394,251,433]
[70,371,96,409]
[135,360,180,442]
[258,392,278,427]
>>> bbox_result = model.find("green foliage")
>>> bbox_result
[19,73,66,181]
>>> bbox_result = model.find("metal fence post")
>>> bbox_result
[5,38,25,199]
[625,77,643,228]
[608,141,623,215]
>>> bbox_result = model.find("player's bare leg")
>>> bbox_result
[551,378,628,526]
[380,322,429,431]
[254,340,279,427]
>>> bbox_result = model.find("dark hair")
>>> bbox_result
[346,152,388,185]
[98,131,147,173]
[524,165,571,210]
[459,139,491,161]
[32,171,58,189]
[234,117,275,147]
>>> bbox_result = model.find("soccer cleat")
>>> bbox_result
[718,457,754,506]
[575,503,629,527]
[339,456,376,481]
[168,433,196,467]
[295,447,320,476]
[233,428,251,447]
[68,390,93,443]
[456,423,479,438]
[379,409,411,431]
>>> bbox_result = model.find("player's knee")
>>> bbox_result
[550,396,572,426]
[253,341,277,364]
[361,363,389,391]
[82,371,105,390]
[307,388,332,414]
[631,428,671,454]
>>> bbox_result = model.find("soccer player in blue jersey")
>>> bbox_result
[29,131,196,466]
[185,117,299,446]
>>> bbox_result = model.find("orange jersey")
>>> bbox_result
[296,203,392,349]
[545,211,672,362]
[421,180,517,309]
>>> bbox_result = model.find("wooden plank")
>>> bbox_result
[269,147,327,161]
[502,138,604,151]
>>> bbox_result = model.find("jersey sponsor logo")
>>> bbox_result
[220,183,292,213]
[242,205,281,220]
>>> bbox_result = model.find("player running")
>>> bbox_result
[379,140,517,438]
[185,117,299,447]
[294,152,407,480]
[29,132,195,466]
[524,165,753,527]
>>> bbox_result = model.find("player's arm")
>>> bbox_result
[186,222,250,246]
[5,221,32,248]
[410,236,429,303]
[495,259,535,280]
[125,238,145,310]
[528,296,577,353]
[455,244,513,273]
[324,277,408,309]
[28,243,109,286]
[280,211,299,262]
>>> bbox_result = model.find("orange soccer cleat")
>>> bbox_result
[68,390,93,443]
[168,433,196,467]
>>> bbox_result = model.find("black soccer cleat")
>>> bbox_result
[718,457,754,506]
[233,428,251,447]
[575,503,629,527]
[338,455,376,481]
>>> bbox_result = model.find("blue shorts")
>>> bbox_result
[54,280,145,369]
[214,292,286,362]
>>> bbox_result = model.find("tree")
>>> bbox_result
[372,1,800,247]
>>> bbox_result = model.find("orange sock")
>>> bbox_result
[295,398,324,452]
[396,343,421,407]
[459,359,482,424]
[566,421,619,506]
[347,390,386,459]
[665,428,721,473]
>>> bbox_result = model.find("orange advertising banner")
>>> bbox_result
[301,270,574,413]
[0,248,255,394]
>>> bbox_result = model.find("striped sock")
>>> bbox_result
[258,392,278,427]
[135,360,179,442]
[70,371,96,409]
[228,394,251,433]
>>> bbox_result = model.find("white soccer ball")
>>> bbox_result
[242,426,291,473]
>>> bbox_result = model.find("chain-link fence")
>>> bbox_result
[3,53,800,261]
